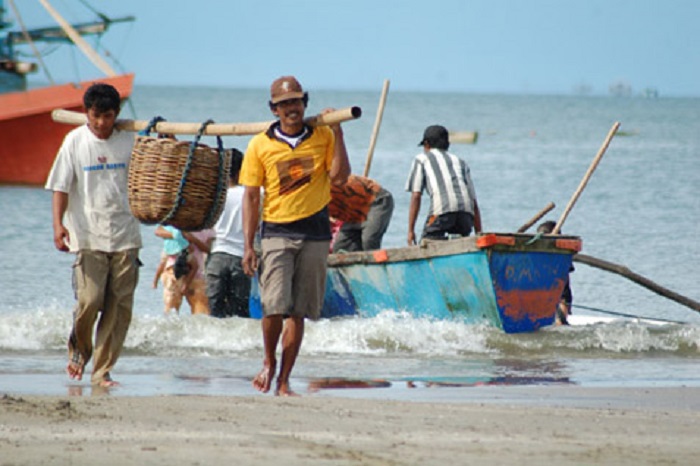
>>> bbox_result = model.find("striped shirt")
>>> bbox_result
[404,148,477,217]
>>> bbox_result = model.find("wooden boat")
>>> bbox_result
[250,232,582,334]
[0,0,134,185]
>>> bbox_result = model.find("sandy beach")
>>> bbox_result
[2,387,699,465]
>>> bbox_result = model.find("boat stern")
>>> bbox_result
[478,234,582,333]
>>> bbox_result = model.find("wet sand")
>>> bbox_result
[2,386,699,465]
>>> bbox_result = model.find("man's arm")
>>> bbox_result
[155,225,174,239]
[407,192,422,246]
[326,112,351,186]
[153,256,166,289]
[183,232,211,254]
[51,191,70,252]
[242,186,261,277]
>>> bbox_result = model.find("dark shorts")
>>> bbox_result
[422,211,474,240]
[205,252,251,318]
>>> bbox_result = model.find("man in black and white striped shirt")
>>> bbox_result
[405,125,482,245]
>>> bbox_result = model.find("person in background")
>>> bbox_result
[45,83,142,388]
[152,227,192,294]
[206,148,251,318]
[154,225,213,315]
[240,75,350,396]
[405,125,482,245]
[332,180,394,253]
[537,220,573,326]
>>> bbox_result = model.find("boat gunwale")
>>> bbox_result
[328,232,581,267]
[0,73,135,121]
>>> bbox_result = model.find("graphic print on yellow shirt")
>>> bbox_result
[240,124,335,223]
[277,157,314,196]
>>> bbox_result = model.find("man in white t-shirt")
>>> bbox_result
[206,148,251,318]
[45,83,142,388]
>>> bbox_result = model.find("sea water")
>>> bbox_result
[1,87,699,398]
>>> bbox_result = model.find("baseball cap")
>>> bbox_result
[418,125,449,146]
[270,76,306,105]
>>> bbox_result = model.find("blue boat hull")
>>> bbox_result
[250,233,581,333]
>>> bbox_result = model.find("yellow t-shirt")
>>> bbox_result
[240,124,335,223]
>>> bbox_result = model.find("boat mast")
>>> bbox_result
[7,0,53,83]
[38,0,116,77]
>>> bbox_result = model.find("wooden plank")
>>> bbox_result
[327,264,399,317]
[430,253,501,325]
[328,233,581,267]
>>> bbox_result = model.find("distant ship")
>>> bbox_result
[608,80,632,97]
[0,0,134,186]
[641,87,659,99]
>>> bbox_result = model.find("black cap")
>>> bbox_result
[418,125,449,147]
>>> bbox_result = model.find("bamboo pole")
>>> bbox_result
[553,122,620,234]
[574,254,700,313]
[363,79,390,177]
[38,0,117,77]
[52,107,363,136]
[517,202,555,233]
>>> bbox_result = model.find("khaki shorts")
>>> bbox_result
[259,237,329,320]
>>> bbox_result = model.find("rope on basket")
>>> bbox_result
[201,129,227,229]
[160,119,225,227]
[140,116,166,136]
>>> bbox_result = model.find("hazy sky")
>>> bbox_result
[11,0,700,96]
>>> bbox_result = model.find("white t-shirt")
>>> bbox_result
[210,185,245,257]
[45,124,142,252]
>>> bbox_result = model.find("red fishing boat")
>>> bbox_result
[0,0,134,186]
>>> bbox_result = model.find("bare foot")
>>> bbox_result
[252,361,276,393]
[95,373,120,388]
[66,354,84,381]
[275,381,300,397]
[97,379,120,387]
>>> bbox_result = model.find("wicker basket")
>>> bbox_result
[128,119,231,231]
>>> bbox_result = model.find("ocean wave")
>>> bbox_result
[1,310,698,358]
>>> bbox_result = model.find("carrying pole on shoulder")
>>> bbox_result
[52,107,363,136]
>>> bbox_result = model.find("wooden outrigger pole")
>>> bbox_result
[574,254,700,313]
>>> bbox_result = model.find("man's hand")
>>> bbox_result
[407,231,416,246]
[242,249,259,277]
[51,192,70,252]
[53,224,70,252]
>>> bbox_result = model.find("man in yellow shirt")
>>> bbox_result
[240,76,350,396]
